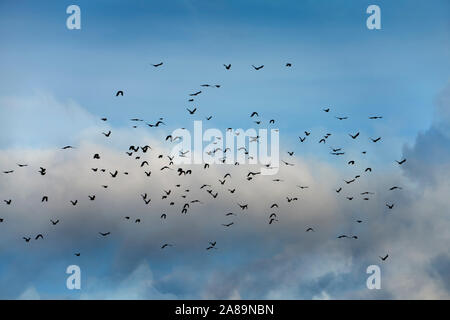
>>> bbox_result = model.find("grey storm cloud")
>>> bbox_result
[402,83,450,185]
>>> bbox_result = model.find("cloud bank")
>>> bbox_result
[0,90,449,299]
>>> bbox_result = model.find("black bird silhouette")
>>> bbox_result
[222,222,234,227]
[75,253,81,256]
[305,131,310,136]
[17,164,28,167]
[41,196,48,202]
[50,219,59,225]
[247,171,261,177]
[187,107,197,114]
[35,234,43,240]
[224,64,231,70]
[370,137,381,143]
[190,91,202,96]
[238,203,248,210]
[102,131,111,137]
[110,170,118,178]
[147,120,165,127]
[323,108,330,112]
[389,186,402,191]
[23,237,31,242]
[62,146,74,150]
[299,137,306,142]
[89,195,96,200]
[252,65,264,70]
[396,159,406,165]
[286,63,292,67]
[116,90,123,96]
[336,187,342,193]
[349,132,360,139]
[386,203,394,209]
[161,243,173,249]
[152,62,163,67]
[70,200,78,206]
[369,116,383,119]
[210,192,218,198]
[38,167,46,175]
[4,199,12,205]
[335,116,348,120]
[306,227,315,232]
[99,232,110,237]
[379,254,389,261]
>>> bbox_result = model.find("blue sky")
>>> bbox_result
[1,0,448,143]
[0,0,449,299]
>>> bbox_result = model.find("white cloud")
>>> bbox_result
[0,93,449,299]
[18,286,41,300]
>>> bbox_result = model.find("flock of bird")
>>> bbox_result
[1,62,408,263]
